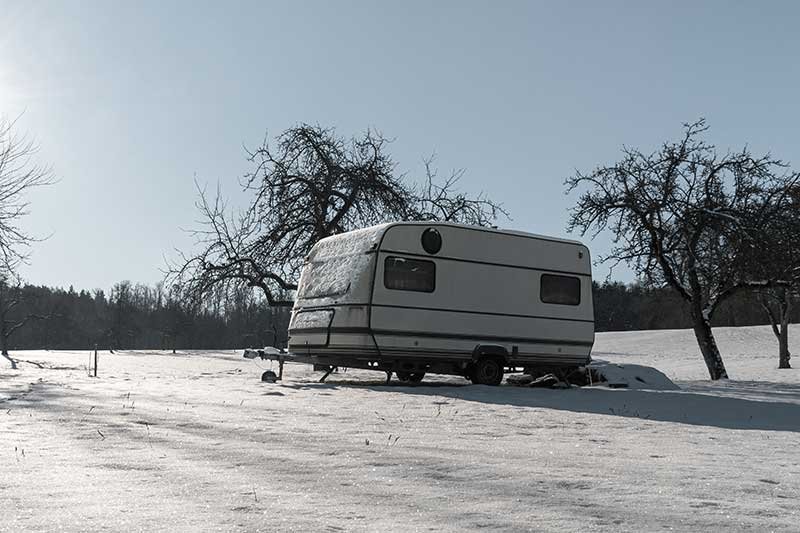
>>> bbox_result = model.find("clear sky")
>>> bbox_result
[1,1,799,291]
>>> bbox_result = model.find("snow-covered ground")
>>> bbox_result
[2,325,798,532]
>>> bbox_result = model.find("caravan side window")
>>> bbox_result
[540,274,581,305]
[384,256,435,293]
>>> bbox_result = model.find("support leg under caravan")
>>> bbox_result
[318,366,337,383]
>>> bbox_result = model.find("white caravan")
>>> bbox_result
[283,222,595,385]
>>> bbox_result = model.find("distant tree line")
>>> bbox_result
[2,276,795,352]
[1,280,290,352]
[593,281,799,332]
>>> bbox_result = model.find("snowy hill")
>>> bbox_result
[595,324,797,382]
[1,325,798,532]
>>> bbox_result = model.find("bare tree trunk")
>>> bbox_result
[0,324,14,368]
[1,321,8,357]
[1,352,15,369]
[778,322,791,369]
[778,299,791,369]
[691,312,729,380]
[269,308,279,349]
[761,291,792,370]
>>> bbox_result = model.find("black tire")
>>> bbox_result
[396,371,425,383]
[470,357,504,386]
[408,372,425,383]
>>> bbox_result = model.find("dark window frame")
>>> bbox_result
[383,256,436,293]
[540,273,581,306]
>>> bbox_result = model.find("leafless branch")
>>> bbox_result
[167,125,506,307]
[0,115,55,275]
[565,118,800,379]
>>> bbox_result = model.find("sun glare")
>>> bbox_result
[0,61,26,109]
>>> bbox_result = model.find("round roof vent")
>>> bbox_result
[421,228,442,254]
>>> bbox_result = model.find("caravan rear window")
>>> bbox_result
[540,274,581,305]
[384,256,435,293]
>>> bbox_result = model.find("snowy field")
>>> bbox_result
[2,325,799,532]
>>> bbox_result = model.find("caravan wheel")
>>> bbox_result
[396,371,425,383]
[470,357,504,386]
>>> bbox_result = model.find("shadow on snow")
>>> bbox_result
[288,377,800,433]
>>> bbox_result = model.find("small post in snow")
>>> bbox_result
[93,344,98,378]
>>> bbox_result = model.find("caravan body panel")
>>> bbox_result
[289,222,594,375]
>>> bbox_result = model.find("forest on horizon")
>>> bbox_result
[1,279,792,352]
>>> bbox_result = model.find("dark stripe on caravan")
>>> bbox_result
[370,303,594,324]
[289,346,589,364]
[378,249,590,278]
[293,303,594,324]
[290,327,594,347]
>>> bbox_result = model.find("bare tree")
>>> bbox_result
[0,116,54,275]
[410,155,509,225]
[746,186,800,369]
[566,119,800,380]
[759,288,796,369]
[169,124,505,307]
[0,116,53,367]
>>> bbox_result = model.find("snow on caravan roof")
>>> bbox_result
[296,224,389,301]
[308,223,390,259]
